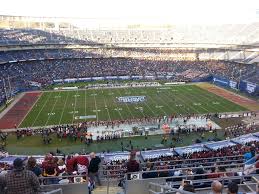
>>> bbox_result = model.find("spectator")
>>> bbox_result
[76,154,89,175]
[88,152,101,186]
[126,151,140,173]
[211,180,223,194]
[42,155,59,184]
[227,182,240,194]
[4,158,41,194]
[27,157,42,177]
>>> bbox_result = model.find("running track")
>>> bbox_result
[0,92,41,130]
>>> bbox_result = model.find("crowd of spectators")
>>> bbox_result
[0,139,258,193]
[0,53,257,106]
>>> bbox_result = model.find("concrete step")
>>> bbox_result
[93,186,124,194]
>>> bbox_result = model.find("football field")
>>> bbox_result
[19,85,247,128]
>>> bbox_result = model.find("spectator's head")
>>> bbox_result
[13,158,24,171]
[90,152,96,159]
[27,157,37,169]
[183,184,195,193]
[211,180,223,194]
[57,159,64,166]
[227,182,238,194]
[129,151,136,161]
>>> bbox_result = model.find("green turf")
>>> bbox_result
[4,130,224,155]
[19,85,247,128]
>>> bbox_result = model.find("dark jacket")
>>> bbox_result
[88,156,101,173]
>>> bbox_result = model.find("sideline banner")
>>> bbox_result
[141,149,174,160]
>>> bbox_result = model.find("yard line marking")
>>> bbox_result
[188,86,227,113]
[139,88,162,117]
[175,87,207,113]
[44,91,62,126]
[128,87,156,117]
[58,91,70,125]
[116,88,135,119]
[156,89,186,114]
[31,92,53,127]
[165,87,200,114]
[93,91,99,122]
[101,88,112,122]
[72,90,79,124]
[194,86,235,112]
[18,92,42,128]
[108,88,123,120]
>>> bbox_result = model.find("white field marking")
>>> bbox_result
[144,91,166,116]
[74,94,80,97]
[212,101,220,105]
[54,96,61,98]
[91,93,97,96]
[47,112,55,116]
[171,90,178,92]
[44,91,62,126]
[186,87,222,113]
[108,92,114,95]
[93,109,101,112]
[184,86,221,113]
[102,91,112,122]
[163,88,195,114]
[176,104,183,107]
[69,111,79,114]
[58,92,70,125]
[114,108,123,111]
[150,88,178,115]
[133,89,156,117]
[108,88,123,120]
[155,105,164,108]
[72,90,79,124]
[193,103,202,106]
[116,87,135,119]
[135,107,144,112]
[178,87,210,113]
[31,92,53,126]
[157,87,171,90]
[18,92,43,127]
[93,92,99,122]
[194,87,230,112]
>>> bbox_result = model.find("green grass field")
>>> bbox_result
[19,85,247,128]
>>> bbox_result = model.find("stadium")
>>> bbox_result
[0,0,259,193]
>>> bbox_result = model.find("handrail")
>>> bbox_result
[103,158,244,168]
[43,188,63,194]
[141,155,244,164]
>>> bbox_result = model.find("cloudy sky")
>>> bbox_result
[0,0,259,24]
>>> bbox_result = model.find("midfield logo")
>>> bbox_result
[117,96,146,103]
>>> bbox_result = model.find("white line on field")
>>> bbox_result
[58,91,70,125]
[71,90,79,124]
[108,88,123,120]
[116,88,135,119]
[101,88,112,122]
[93,91,99,122]
[31,92,53,127]
[44,91,61,126]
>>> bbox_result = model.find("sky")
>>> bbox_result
[0,0,259,25]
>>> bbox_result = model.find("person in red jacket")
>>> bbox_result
[76,154,89,175]
[66,155,76,175]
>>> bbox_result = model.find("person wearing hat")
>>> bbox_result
[3,157,41,194]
